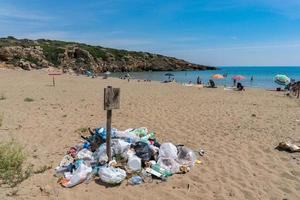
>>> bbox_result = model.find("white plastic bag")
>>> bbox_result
[98,167,126,184]
[61,161,92,188]
[95,143,108,164]
[176,146,196,167]
[115,129,140,143]
[111,139,131,157]
[95,139,130,164]
[158,143,178,159]
[157,157,180,174]
[77,149,93,160]
[59,155,74,167]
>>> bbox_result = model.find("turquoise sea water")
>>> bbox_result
[112,67,300,89]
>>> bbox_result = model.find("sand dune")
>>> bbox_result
[0,69,299,200]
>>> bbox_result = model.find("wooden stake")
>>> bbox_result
[106,109,112,162]
[104,86,120,162]
[53,76,55,87]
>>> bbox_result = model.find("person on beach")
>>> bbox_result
[233,79,236,86]
[197,76,202,84]
[250,76,254,83]
[236,82,245,91]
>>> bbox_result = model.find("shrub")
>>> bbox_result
[24,97,34,102]
[80,45,107,60]
[41,45,65,65]
[0,141,31,187]
[24,55,39,66]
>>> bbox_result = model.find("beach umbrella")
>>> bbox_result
[274,74,290,85]
[211,74,224,79]
[165,73,174,79]
[232,75,245,81]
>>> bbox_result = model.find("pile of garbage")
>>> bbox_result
[55,127,200,187]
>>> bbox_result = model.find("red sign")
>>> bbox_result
[48,73,62,76]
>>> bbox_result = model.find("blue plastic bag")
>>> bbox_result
[95,127,117,141]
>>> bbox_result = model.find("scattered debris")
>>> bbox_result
[276,142,300,153]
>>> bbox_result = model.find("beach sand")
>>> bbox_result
[0,69,300,200]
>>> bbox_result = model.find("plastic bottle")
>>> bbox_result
[127,155,141,171]
[55,166,69,177]
[151,164,172,177]
[128,176,143,185]
[75,143,84,151]
[141,169,153,183]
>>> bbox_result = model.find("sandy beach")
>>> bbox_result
[0,69,300,200]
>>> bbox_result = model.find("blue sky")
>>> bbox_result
[1,0,300,66]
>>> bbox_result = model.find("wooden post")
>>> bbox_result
[104,86,120,162]
[48,72,61,86]
[106,109,112,161]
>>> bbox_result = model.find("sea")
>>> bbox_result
[111,67,300,89]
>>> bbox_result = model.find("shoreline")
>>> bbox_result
[1,68,274,91]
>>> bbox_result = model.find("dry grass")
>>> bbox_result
[0,113,3,127]
[76,127,88,134]
[34,165,52,174]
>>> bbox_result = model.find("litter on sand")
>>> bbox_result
[55,126,201,188]
[276,142,300,153]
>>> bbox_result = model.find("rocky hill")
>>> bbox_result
[0,36,216,72]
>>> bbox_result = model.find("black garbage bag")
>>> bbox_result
[132,141,152,162]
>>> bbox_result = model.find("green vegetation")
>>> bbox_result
[106,48,128,60]
[0,36,34,48]
[9,55,22,66]
[0,141,31,187]
[24,97,34,102]
[24,55,39,66]
[79,45,107,60]
[129,51,145,58]
[40,45,65,65]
